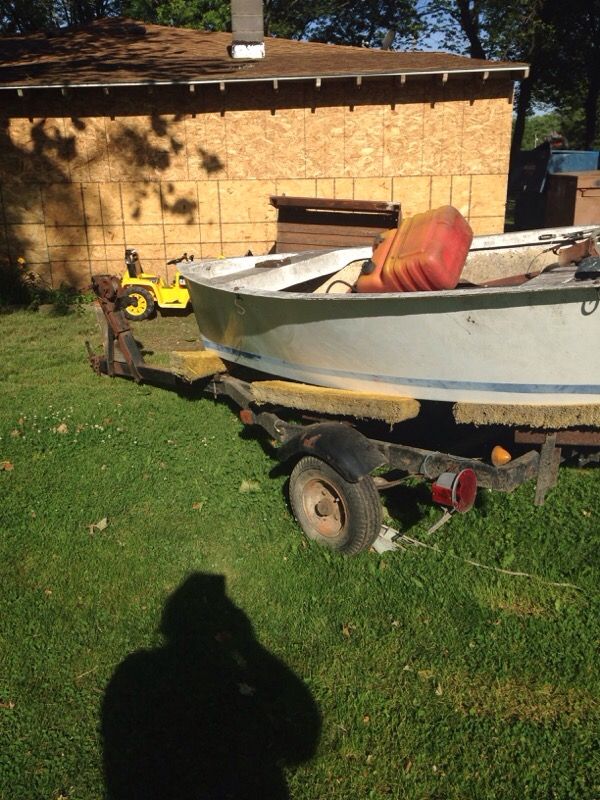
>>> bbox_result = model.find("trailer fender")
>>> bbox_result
[277,423,386,483]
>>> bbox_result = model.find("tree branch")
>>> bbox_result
[456,0,487,59]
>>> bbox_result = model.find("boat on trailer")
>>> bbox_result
[181,223,600,406]
[90,216,600,554]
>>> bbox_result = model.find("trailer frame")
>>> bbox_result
[88,274,586,553]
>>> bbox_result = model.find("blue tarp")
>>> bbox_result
[548,150,600,173]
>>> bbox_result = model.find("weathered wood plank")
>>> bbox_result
[251,379,420,424]
[454,402,600,429]
[276,233,378,249]
[277,221,387,238]
[170,349,226,382]
[272,195,401,253]
[270,195,400,214]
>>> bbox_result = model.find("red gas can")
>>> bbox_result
[355,205,473,293]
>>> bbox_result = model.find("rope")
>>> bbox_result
[325,279,355,293]
[396,532,585,593]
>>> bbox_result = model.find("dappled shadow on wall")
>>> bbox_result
[0,113,224,292]
[101,573,321,800]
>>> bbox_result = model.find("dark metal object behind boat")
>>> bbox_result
[575,256,600,279]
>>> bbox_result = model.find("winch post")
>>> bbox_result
[89,275,176,387]
[534,432,561,506]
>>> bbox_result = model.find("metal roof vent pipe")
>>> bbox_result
[231,0,265,59]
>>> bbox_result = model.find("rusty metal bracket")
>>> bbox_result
[373,439,540,492]
[89,274,176,387]
[515,428,600,446]
[211,374,254,409]
[91,275,144,381]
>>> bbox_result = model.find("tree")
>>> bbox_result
[118,0,230,30]
[0,0,230,32]
[521,110,564,149]
[0,1,52,32]
[423,2,562,162]
[423,0,600,153]
[1,0,422,46]
[121,0,423,47]
[535,0,600,149]
[0,0,119,31]
[265,0,422,48]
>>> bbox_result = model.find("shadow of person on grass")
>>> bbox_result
[101,573,321,800]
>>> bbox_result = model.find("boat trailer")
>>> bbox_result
[87,274,596,555]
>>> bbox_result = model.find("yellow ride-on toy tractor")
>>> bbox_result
[121,249,192,321]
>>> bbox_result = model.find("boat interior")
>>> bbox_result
[185,223,600,297]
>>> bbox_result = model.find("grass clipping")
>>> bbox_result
[454,402,600,429]
[251,380,420,424]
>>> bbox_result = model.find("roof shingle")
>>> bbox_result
[0,17,528,90]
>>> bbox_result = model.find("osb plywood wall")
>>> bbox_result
[0,78,513,288]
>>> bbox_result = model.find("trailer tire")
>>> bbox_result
[289,456,382,555]
[123,286,155,321]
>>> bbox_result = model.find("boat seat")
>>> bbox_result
[457,263,571,290]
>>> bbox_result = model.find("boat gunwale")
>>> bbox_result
[183,267,600,303]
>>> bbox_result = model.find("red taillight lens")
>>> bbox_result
[431,468,477,513]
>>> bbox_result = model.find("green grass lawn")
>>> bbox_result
[1,306,599,800]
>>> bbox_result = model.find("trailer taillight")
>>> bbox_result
[239,409,254,425]
[431,468,477,513]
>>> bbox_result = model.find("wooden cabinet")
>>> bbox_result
[545,171,600,226]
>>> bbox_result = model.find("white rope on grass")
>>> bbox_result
[397,532,585,593]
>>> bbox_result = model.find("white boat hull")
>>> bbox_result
[182,233,600,406]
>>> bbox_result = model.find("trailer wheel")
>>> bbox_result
[289,456,382,555]
[123,287,155,321]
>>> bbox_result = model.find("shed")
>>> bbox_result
[0,17,528,288]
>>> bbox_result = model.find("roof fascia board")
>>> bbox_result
[0,64,529,92]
